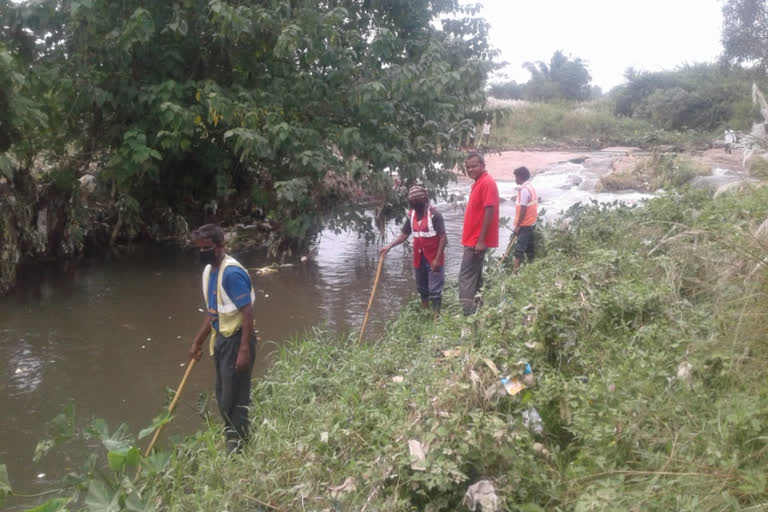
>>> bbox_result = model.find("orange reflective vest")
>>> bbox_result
[411,208,444,268]
[515,182,538,227]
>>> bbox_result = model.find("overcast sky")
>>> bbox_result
[479,0,724,91]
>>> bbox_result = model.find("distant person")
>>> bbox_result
[187,224,257,453]
[459,152,499,315]
[380,186,447,314]
[512,166,538,273]
[481,120,491,144]
[468,125,476,148]
[724,129,737,154]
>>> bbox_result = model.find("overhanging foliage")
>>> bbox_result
[1,0,496,249]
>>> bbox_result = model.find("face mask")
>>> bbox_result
[199,248,217,266]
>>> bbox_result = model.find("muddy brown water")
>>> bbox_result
[2,163,653,509]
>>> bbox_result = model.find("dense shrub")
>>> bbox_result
[612,64,765,132]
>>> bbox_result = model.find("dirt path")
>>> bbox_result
[483,150,592,180]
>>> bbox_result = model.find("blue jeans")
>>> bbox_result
[415,256,444,312]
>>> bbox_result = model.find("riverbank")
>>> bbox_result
[12,182,768,511]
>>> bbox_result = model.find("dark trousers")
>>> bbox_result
[514,225,536,262]
[415,256,444,311]
[459,247,486,315]
[214,330,256,452]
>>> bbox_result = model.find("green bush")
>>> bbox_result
[598,152,709,192]
[612,64,763,132]
[491,101,705,150]
[748,156,768,178]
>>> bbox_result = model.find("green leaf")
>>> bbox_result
[49,403,76,441]
[0,154,14,180]
[107,446,140,472]
[25,497,70,512]
[33,439,55,462]
[137,417,164,441]
[85,479,117,512]
[0,463,10,505]
[124,491,152,512]
[87,418,109,440]
[519,504,546,512]
[142,451,171,475]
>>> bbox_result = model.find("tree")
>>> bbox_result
[722,0,768,70]
[0,0,495,253]
[521,50,592,101]
[488,80,523,100]
[611,64,760,131]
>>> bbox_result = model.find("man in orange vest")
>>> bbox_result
[513,166,538,273]
[380,186,447,313]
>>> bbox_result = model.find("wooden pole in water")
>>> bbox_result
[358,254,385,344]
[143,358,197,457]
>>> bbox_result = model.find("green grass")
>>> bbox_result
[139,187,768,511]
[749,156,768,179]
[488,101,710,150]
[12,187,768,511]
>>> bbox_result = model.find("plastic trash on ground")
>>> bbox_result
[408,439,427,471]
[522,405,543,435]
[499,362,534,396]
[500,376,526,396]
[521,362,534,387]
[462,480,500,512]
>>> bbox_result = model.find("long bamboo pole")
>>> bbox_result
[358,254,385,344]
[143,358,197,457]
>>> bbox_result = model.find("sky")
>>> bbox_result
[479,0,725,91]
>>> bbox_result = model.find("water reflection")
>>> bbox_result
[8,337,44,395]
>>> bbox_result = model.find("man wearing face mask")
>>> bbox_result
[188,223,256,453]
[379,185,447,313]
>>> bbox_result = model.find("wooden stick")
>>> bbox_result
[358,254,385,344]
[143,358,197,457]
[498,234,518,267]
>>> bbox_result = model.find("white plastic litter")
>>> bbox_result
[408,439,427,471]
[522,406,543,435]
[462,480,500,512]
[677,361,693,381]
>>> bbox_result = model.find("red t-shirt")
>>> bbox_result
[461,172,499,247]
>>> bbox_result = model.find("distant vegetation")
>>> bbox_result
[487,61,766,150]
[597,151,709,192]
[612,64,764,133]
[488,50,601,102]
[489,101,709,150]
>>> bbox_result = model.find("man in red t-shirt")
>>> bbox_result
[459,152,499,315]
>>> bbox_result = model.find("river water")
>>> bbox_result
[1,155,651,509]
